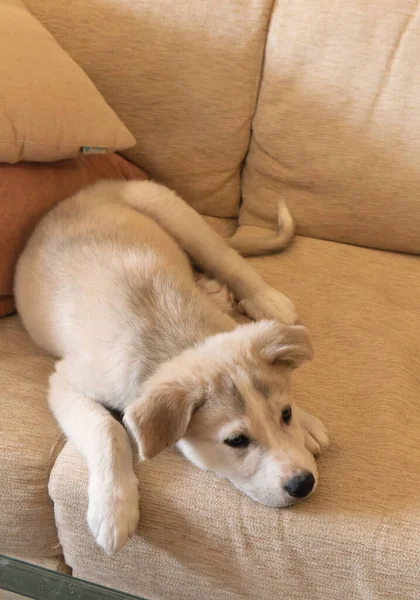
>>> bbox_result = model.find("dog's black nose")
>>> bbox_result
[285,472,315,498]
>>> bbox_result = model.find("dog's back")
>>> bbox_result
[15,182,193,354]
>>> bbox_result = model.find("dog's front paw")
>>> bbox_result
[296,406,330,457]
[87,473,139,554]
[238,288,297,325]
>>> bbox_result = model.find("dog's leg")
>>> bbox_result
[49,361,139,554]
[123,182,297,324]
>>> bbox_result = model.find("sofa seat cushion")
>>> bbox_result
[49,237,420,600]
[0,316,62,557]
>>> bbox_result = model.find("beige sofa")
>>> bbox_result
[1,0,420,598]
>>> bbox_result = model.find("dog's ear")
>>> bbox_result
[124,382,202,460]
[254,321,314,368]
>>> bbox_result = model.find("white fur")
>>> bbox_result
[14,180,328,554]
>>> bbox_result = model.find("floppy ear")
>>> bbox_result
[255,321,314,368]
[124,382,203,460]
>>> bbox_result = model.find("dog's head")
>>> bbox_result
[124,320,319,507]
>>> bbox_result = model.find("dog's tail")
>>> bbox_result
[226,202,295,257]
[120,180,294,304]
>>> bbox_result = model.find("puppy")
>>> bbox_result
[15,180,329,554]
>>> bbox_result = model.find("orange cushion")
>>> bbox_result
[0,154,148,317]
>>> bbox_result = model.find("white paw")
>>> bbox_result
[296,406,330,456]
[87,473,139,554]
[238,287,297,325]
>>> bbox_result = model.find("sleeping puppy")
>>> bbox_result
[14,180,329,554]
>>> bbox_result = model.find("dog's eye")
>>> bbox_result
[282,405,292,424]
[224,435,250,448]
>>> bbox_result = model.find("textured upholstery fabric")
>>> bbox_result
[240,0,420,254]
[0,316,62,557]
[24,0,272,219]
[0,0,134,162]
[49,237,420,600]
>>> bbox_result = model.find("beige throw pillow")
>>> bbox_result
[0,0,135,162]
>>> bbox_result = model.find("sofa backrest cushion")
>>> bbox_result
[240,0,420,253]
[25,0,274,220]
